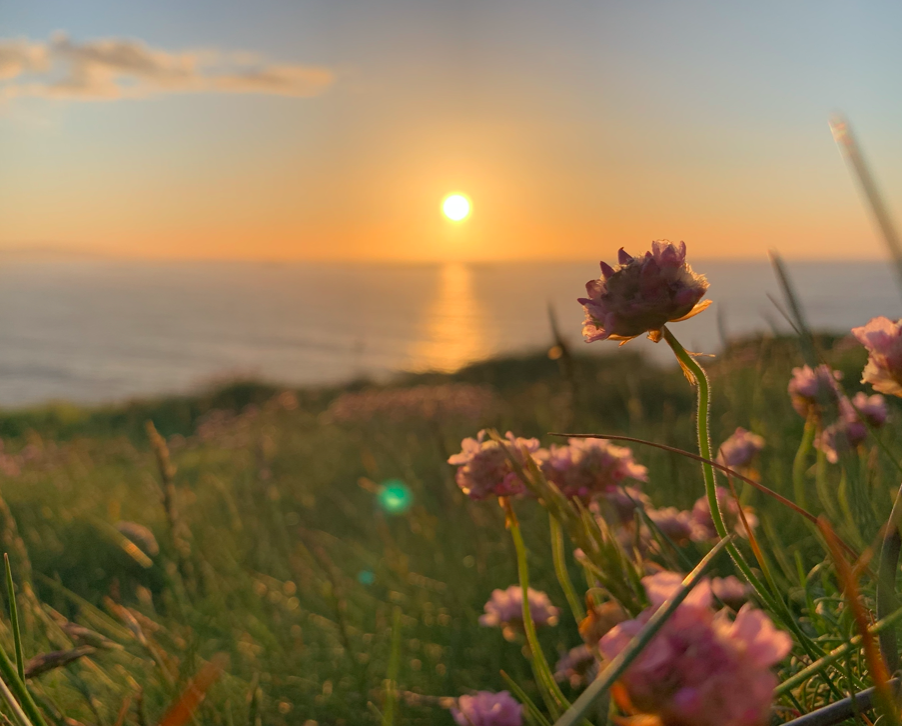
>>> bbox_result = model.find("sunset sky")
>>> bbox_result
[3,1,902,262]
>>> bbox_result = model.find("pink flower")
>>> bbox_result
[452,691,523,726]
[578,241,710,345]
[815,397,870,463]
[646,506,697,545]
[538,438,648,503]
[712,576,750,611]
[853,316,902,396]
[787,365,843,419]
[600,572,791,726]
[691,487,757,541]
[448,431,540,500]
[600,486,651,526]
[851,391,889,428]
[554,644,598,688]
[715,427,764,470]
[479,586,559,640]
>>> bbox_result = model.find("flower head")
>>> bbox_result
[815,397,869,464]
[600,486,652,526]
[448,431,540,500]
[691,487,757,541]
[538,438,647,503]
[452,691,523,726]
[788,365,843,420]
[716,427,765,470]
[712,576,750,611]
[851,391,889,428]
[646,506,697,545]
[600,572,791,726]
[578,241,710,344]
[853,316,902,396]
[555,645,598,688]
[479,586,559,640]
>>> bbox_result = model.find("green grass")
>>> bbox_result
[0,332,893,725]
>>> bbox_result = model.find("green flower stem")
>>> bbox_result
[662,327,840,687]
[549,514,585,625]
[552,535,733,726]
[793,418,816,511]
[506,502,568,718]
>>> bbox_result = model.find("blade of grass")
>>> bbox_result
[549,514,584,625]
[158,653,228,726]
[552,535,733,726]
[500,670,553,726]
[0,671,31,726]
[3,556,23,683]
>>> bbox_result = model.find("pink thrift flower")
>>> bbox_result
[538,438,648,503]
[452,691,523,726]
[712,576,750,611]
[646,506,697,545]
[853,316,902,396]
[448,431,540,500]
[554,644,598,688]
[815,396,872,463]
[479,586,559,640]
[851,391,889,427]
[787,365,843,420]
[601,486,652,526]
[716,427,765,470]
[691,487,757,541]
[578,241,710,344]
[600,572,791,726]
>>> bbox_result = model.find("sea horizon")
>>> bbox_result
[0,257,897,408]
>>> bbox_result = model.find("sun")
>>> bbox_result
[442,193,471,222]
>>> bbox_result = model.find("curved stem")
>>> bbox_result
[662,327,841,688]
[549,514,585,625]
[793,418,816,511]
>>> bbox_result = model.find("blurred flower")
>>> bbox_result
[452,691,523,726]
[479,586,559,640]
[712,576,750,611]
[788,365,842,420]
[690,487,757,541]
[851,391,889,427]
[600,486,651,526]
[325,383,498,424]
[555,644,598,688]
[538,438,647,503]
[853,316,902,396]
[448,430,540,500]
[600,571,791,726]
[646,506,697,545]
[578,241,710,344]
[715,427,764,470]
[815,398,868,464]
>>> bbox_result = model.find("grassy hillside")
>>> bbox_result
[0,332,891,725]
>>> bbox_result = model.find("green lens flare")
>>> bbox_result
[378,479,413,515]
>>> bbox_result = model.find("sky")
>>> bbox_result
[3,1,902,262]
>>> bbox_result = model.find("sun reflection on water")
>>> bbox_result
[408,262,490,373]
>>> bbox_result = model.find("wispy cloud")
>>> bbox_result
[0,33,334,101]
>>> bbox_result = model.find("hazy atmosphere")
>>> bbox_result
[4,1,902,261]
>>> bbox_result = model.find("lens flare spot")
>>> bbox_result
[378,479,413,515]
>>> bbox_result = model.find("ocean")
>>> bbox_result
[0,259,898,407]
